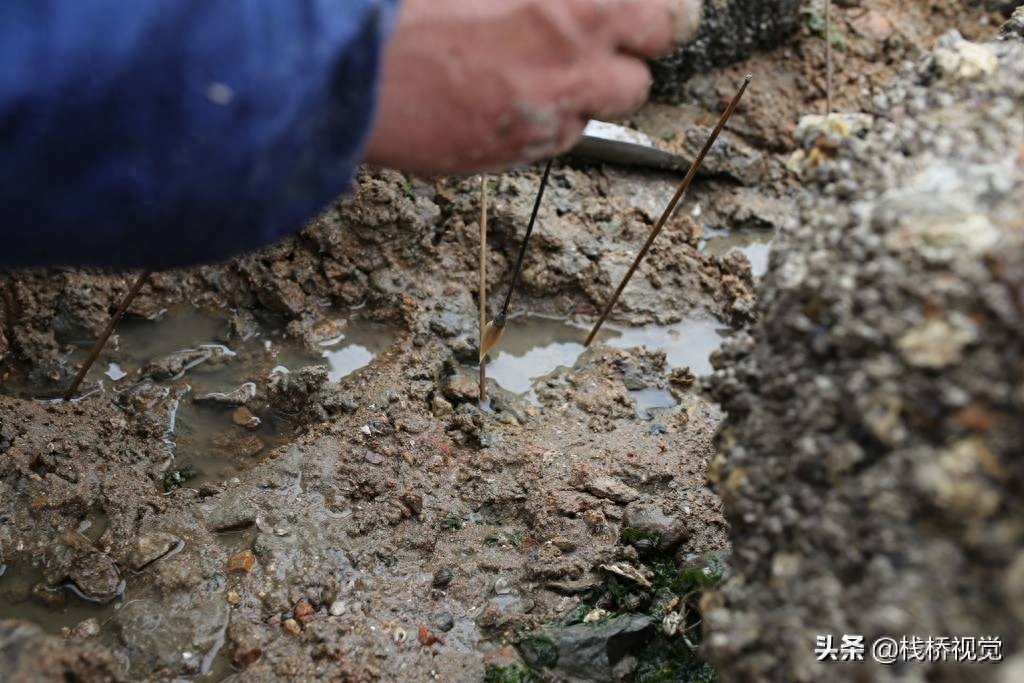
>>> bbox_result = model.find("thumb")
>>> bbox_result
[671,0,703,44]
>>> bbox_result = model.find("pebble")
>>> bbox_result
[583,476,640,504]
[282,618,301,636]
[329,600,347,616]
[197,382,257,407]
[432,567,454,588]
[232,406,261,430]
[294,599,314,624]
[128,532,180,571]
[493,577,514,595]
[227,549,256,573]
[431,396,454,417]
[400,491,424,515]
[430,611,456,633]
[71,618,100,639]
[227,591,242,605]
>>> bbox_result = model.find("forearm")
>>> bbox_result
[0,0,396,269]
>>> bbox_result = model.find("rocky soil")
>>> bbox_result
[0,1,1014,682]
[706,10,1024,683]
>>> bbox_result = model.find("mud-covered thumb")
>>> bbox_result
[671,0,703,44]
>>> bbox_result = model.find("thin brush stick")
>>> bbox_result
[825,0,833,116]
[585,75,752,347]
[497,158,553,325]
[63,270,151,401]
[478,174,488,404]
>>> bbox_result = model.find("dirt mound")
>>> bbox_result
[705,29,1024,682]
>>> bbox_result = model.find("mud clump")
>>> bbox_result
[705,33,1024,682]
[0,620,123,682]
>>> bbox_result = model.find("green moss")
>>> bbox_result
[803,9,846,49]
[436,514,464,531]
[650,553,726,597]
[484,664,542,683]
[162,464,197,492]
[484,529,524,548]
[557,603,592,627]
[620,527,661,546]
[620,526,662,553]
[634,655,717,683]
[400,172,416,200]
[518,634,559,669]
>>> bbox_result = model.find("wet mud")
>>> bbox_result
[0,1,1008,681]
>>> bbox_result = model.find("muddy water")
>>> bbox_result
[485,314,728,411]
[701,228,775,277]
[0,562,124,634]
[1,307,399,488]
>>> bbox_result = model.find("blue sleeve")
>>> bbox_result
[0,0,397,269]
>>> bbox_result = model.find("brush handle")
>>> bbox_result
[500,158,553,319]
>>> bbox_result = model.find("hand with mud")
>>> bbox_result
[365,0,703,174]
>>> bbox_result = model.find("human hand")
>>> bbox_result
[364,0,703,175]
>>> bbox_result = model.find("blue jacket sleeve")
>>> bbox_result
[0,0,396,269]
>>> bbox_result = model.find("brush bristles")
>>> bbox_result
[480,321,505,360]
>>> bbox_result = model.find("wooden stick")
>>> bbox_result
[584,75,752,347]
[826,0,833,116]
[63,270,151,401]
[478,174,488,404]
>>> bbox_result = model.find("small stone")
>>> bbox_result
[668,367,695,389]
[400,491,424,516]
[128,532,180,571]
[418,625,439,647]
[227,591,242,606]
[583,476,640,504]
[444,369,481,403]
[432,395,454,417]
[71,618,100,639]
[232,406,261,430]
[282,618,301,636]
[227,550,256,573]
[430,611,456,633]
[293,599,314,624]
[934,40,998,81]
[897,318,976,369]
[851,9,895,42]
[329,600,347,616]
[432,567,454,588]
[493,577,514,595]
[68,553,122,602]
[623,503,689,550]
[196,382,257,407]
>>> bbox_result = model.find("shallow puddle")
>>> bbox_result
[484,314,728,411]
[314,321,400,382]
[0,562,124,635]
[1,307,399,489]
[701,228,775,277]
[631,387,679,421]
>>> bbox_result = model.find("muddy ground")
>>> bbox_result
[0,2,1011,682]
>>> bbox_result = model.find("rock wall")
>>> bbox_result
[652,0,803,99]
[704,27,1024,683]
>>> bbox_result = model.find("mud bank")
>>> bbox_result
[705,21,1024,683]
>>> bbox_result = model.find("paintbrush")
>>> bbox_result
[480,159,553,359]
[584,74,752,346]
[63,270,152,400]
